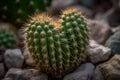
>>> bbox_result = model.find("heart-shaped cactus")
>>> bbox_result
[24,8,89,78]
[0,0,52,26]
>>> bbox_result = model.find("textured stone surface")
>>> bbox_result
[4,68,46,80]
[88,40,111,63]
[105,31,120,54]
[4,49,24,69]
[93,55,120,80]
[63,63,95,80]
[92,66,105,80]
[88,19,112,44]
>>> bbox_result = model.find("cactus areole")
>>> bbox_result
[24,8,89,78]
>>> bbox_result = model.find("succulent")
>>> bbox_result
[24,8,89,78]
[0,0,52,26]
[0,29,17,49]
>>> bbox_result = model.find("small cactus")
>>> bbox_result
[24,8,89,78]
[0,0,52,25]
[0,29,17,49]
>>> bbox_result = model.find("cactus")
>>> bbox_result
[24,8,89,78]
[0,0,52,26]
[0,29,17,49]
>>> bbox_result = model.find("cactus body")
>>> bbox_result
[24,8,89,78]
[0,29,17,49]
[0,0,52,25]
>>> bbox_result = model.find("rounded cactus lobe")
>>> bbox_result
[0,29,17,49]
[61,11,89,67]
[0,0,52,25]
[25,20,70,76]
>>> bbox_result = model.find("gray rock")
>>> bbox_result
[88,19,112,44]
[4,68,45,80]
[92,66,105,80]
[93,55,120,80]
[105,31,120,54]
[0,63,5,77]
[88,40,111,63]
[63,63,95,80]
[4,49,24,69]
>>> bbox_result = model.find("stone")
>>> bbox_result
[63,63,95,80]
[4,68,44,80]
[88,40,111,63]
[4,49,24,69]
[92,66,105,80]
[0,63,5,77]
[88,19,112,44]
[93,55,120,80]
[51,0,76,8]
[24,49,34,66]
[30,74,48,80]
[105,31,120,54]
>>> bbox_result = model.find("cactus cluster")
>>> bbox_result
[0,0,52,25]
[24,8,89,78]
[0,29,17,49]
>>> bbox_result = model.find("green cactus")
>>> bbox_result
[0,0,52,26]
[24,8,89,78]
[0,29,17,49]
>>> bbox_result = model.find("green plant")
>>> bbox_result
[0,0,52,26]
[0,29,17,49]
[24,8,89,78]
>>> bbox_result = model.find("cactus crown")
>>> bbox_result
[0,29,17,49]
[24,8,89,78]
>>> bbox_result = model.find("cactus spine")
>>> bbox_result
[24,8,89,78]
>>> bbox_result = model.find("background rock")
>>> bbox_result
[88,19,112,44]
[4,68,46,80]
[93,55,120,80]
[63,63,95,80]
[105,31,120,54]
[88,40,111,63]
[4,49,24,69]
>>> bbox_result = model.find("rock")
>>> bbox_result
[4,49,24,69]
[0,63,5,77]
[51,0,76,8]
[88,19,112,44]
[24,49,34,66]
[92,66,105,80]
[4,68,46,80]
[105,31,120,54]
[93,55,120,80]
[88,40,111,63]
[30,74,48,80]
[63,63,95,80]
